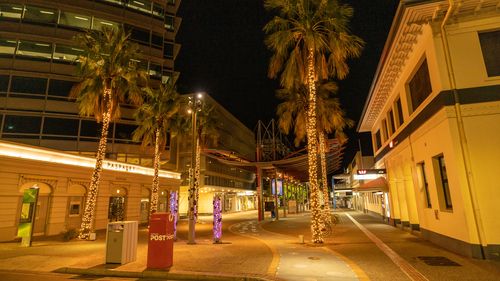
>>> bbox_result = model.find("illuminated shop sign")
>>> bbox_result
[0,141,180,179]
[353,169,386,180]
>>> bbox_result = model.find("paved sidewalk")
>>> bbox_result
[0,210,499,281]
[261,210,500,281]
[0,211,273,280]
[231,220,360,281]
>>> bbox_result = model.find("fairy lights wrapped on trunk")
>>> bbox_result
[213,195,222,243]
[169,190,178,240]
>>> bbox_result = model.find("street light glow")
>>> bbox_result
[197,93,203,99]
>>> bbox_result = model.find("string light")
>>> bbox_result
[194,138,201,220]
[319,133,331,212]
[169,190,178,240]
[213,195,222,243]
[79,88,112,240]
[306,49,323,243]
[149,129,161,215]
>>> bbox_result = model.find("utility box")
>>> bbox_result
[147,213,175,269]
[105,221,138,264]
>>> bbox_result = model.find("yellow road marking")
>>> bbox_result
[322,247,371,281]
[345,213,428,281]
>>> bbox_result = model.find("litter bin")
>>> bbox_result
[105,221,138,264]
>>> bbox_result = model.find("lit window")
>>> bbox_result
[92,18,118,30]
[0,4,24,19]
[59,11,91,29]
[53,45,83,64]
[23,5,57,24]
[149,63,162,80]
[0,39,17,58]
[127,0,152,14]
[165,16,174,31]
[16,40,52,61]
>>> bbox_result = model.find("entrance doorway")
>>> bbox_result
[108,197,125,221]
[17,182,52,242]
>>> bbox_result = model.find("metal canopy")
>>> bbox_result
[204,138,345,182]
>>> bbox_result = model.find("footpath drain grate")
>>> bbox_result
[418,256,461,266]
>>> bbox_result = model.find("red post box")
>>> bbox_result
[147,212,175,269]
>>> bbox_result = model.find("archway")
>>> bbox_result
[108,186,127,222]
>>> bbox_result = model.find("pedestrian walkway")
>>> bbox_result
[0,210,499,281]
[230,220,360,281]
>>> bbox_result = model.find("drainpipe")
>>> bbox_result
[440,0,486,259]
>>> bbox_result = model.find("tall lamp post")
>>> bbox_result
[187,93,203,244]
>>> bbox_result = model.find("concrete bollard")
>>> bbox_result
[298,235,304,244]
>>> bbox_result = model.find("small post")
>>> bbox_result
[213,195,222,243]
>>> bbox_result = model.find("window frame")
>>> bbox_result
[478,30,500,77]
[417,162,432,208]
[407,58,432,113]
[433,154,453,210]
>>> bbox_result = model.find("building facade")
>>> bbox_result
[0,0,182,240]
[176,94,257,216]
[0,140,180,241]
[358,0,500,259]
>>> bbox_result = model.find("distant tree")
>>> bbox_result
[70,26,146,239]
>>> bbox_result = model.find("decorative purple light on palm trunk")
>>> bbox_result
[169,191,178,239]
[213,195,222,243]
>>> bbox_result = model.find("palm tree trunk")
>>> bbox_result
[319,132,330,212]
[194,137,201,221]
[79,88,112,239]
[149,128,161,215]
[306,49,322,243]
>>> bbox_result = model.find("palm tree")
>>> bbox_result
[133,76,180,217]
[70,26,146,239]
[264,0,363,243]
[277,81,352,212]
[193,104,220,220]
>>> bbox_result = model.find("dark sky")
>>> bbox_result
[176,0,399,169]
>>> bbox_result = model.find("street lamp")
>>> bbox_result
[187,92,203,244]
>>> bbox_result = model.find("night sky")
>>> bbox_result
[176,0,399,169]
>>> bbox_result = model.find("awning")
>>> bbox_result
[356,177,388,192]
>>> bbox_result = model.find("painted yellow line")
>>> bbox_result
[228,222,280,277]
[345,213,429,281]
[323,247,371,281]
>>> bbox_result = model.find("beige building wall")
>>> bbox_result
[0,142,180,242]
[359,0,500,259]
